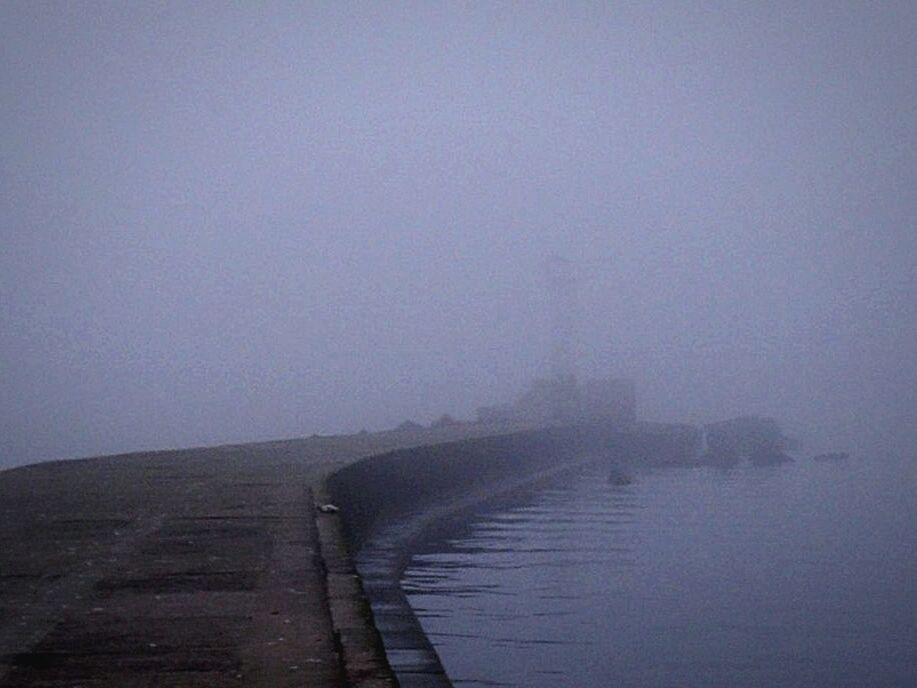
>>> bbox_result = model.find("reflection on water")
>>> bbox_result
[402,458,917,687]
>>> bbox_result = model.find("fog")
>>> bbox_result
[2,2,915,469]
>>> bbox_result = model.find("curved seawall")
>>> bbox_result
[0,424,695,687]
[324,423,696,686]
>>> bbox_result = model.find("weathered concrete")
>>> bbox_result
[314,485,396,688]
[0,423,531,687]
[0,446,343,686]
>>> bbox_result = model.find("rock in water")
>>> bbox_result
[749,446,793,466]
[608,467,633,486]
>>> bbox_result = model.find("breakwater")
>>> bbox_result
[0,427,524,688]
[327,422,699,549]
[325,422,699,686]
[0,422,698,687]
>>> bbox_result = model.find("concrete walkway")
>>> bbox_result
[0,445,345,686]
[0,424,528,687]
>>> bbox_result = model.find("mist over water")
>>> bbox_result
[2,5,915,686]
[2,3,915,468]
[403,456,916,687]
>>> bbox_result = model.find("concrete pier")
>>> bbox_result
[0,425,530,687]
[0,446,343,686]
[326,422,700,687]
[0,420,697,687]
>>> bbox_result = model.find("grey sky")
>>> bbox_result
[2,1,915,467]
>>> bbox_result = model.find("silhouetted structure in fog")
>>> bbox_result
[478,257,636,427]
[702,416,795,466]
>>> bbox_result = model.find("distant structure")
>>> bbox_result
[544,256,577,381]
[701,416,797,466]
[497,375,635,426]
[430,413,459,429]
[477,256,636,427]
[543,255,580,421]
[579,377,636,422]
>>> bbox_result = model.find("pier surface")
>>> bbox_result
[0,425,525,687]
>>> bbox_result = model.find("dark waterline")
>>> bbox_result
[402,457,917,687]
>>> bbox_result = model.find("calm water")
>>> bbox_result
[402,457,916,687]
